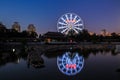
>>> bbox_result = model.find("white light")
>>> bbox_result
[13,49,15,52]
[57,13,84,35]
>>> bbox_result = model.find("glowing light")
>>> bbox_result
[72,20,76,23]
[57,52,84,76]
[66,64,76,69]
[66,20,76,23]
[12,49,15,52]
[57,13,84,35]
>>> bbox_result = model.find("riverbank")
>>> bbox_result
[0,42,117,53]
[1,41,120,45]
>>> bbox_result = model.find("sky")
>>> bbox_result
[0,0,120,34]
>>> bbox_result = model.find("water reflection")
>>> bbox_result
[1,44,120,80]
[0,52,19,67]
[27,48,44,69]
[0,45,45,69]
[57,51,84,76]
[115,45,120,53]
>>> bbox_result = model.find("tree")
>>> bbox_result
[111,32,118,37]
[21,30,29,38]
[29,32,38,38]
[111,32,119,42]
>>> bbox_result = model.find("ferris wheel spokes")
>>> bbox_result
[74,19,81,24]
[74,23,83,27]
[74,27,82,31]
[58,22,67,26]
[61,17,68,24]
[70,14,73,21]
[58,26,68,29]
[73,28,79,34]
[57,13,84,35]
[65,14,69,21]
[73,15,77,21]
[57,52,84,76]
[61,27,69,33]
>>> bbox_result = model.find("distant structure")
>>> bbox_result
[89,32,95,36]
[118,33,120,36]
[0,22,7,32]
[12,22,21,32]
[100,29,106,36]
[100,29,111,36]
[57,13,84,35]
[43,32,65,42]
[27,24,36,33]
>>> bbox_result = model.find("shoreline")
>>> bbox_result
[1,42,117,52]
[1,41,120,45]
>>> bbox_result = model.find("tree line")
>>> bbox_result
[0,22,120,42]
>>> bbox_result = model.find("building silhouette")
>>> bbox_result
[100,29,111,36]
[0,22,7,32]
[12,22,21,32]
[43,32,65,42]
[27,24,36,33]
[118,33,120,36]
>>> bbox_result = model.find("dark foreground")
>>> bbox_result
[0,43,120,80]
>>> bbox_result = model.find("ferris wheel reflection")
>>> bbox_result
[57,52,84,76]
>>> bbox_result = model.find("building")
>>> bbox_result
[43,32,65,42]
[0,22,7,32]
[27,24,36,33]
[100,29,106,36]
[118,33,120,36]
[100,29,111,36]
[12,22,21,32]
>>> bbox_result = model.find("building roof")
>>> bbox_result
[43,32,65,38]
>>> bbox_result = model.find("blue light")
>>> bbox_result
[57,52,84,76]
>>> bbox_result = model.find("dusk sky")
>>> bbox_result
[0,0,120,34]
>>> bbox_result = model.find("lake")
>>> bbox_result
[0,44,120,80]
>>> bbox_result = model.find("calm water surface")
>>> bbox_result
[0,46,120,80]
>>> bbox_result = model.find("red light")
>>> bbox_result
[66,20,75,23]
[66,64,76,69]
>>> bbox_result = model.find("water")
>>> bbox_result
[0,45,120,80]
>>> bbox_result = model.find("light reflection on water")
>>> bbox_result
[57,52,84,76]
[0,45,120,80]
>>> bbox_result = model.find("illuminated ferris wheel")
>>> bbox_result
[57,52,84,76]
[57,13,84,35]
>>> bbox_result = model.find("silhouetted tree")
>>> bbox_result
[111,32,118,37]
[21,30,29,38]
[90,33,97,43]
[29,32,38,38]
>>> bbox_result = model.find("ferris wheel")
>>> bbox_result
[57,52,84,76]
[57,13,84,35]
